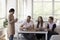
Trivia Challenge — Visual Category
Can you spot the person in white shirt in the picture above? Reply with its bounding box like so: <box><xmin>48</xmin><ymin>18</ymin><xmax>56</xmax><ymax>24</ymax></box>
<box><xmin>20</xmin><ymin>16</ymin><xmax>34</xmax><ymax>40</ymax></box>
<box><xmin>35</xmin><ymin>16</ymin><xmax>46</xmax><ymax>40</ymax></box>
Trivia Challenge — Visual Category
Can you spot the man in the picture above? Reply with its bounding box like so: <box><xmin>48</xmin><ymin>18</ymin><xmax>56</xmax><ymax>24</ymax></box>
<box><xmin>47</xmin><ymin>16</ymin><xmax>58</xmax><ymax>40</ymax></box>
<box><xmin>8</xmin><ymin>8</ymin><xmax>18</xmax><ymax>40</ymax></box>
<box><xmin>20</xmin><ymin>16</ymin><xmax>34</xmax><ymax>40</ymax></box>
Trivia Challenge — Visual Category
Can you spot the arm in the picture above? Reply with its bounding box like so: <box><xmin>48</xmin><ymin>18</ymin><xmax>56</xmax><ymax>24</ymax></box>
<box><xmin>31</xmin><ymin>24</ymin><xmax>34</xmax><ymax>31</ymax></box>
<box><xmin>42</xmin><ymin>23</ymin><xmax>48</xmax><ymax>31</ymax></box>
<box><xmin>9</xmin><ymin>20</ymin><xmax>15</xmax><ymax>24</ymax></box>
<box><xmin>9</xmin><ymin>15</ymin><xmax>18</xmax><ymax>24</ymax></box>
<box><xmin>27</xmin><ymin>22</ymin><xmax>34</xmax><ymax>31</ymax></box>
<box><xmin>47</xmin><ymin>24</ymin><xmax>52</xmax><ymax>31</ymax></box>
<box><xmin>30</xmin><ymin>21</ymin><xmax>35</xmax><ymax>31</ymax></box>
<box><xmin>9</xmin><ymin>15</ymin><xmax>15</xmax><ymax>24</ymax></box>
<box><xmin>34</xmin><ymin>23</ymin><xmax>41</xmax><ymax>31</ymax></box>
<box><xmin>14</xmin><ymin>18</ymin><xmax>18</xmax><ymax>22</ymax></box>
<box><xmin>43</xmin><ymin>23</ymin><xmax>47</xmax><ymax>29</ymax></box>
<box><xmin>52</xmin><ymin>24</ymin><xmax>56</xmax><ymax>31</ymax></box>
<box><xmin>36</xmin><ymin>27</ymin><xmax>41</xmax><ymax>31</ymax></box>
<box><xmin>20</xmin><ymin>22</ymin><xmax>25</xmax><ymax>30</ymax></box>
<box><xmin>20</xmin><ymin>24</ymin><xmax>24</xmax><ymax>30</ymax></box>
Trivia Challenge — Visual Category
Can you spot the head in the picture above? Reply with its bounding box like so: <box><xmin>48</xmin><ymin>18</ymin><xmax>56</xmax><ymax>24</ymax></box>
<box><xmin>38</xmin><ymin>16</ymin><xmax>43</xmax><ymax>23</ymax></box>
<box><xmin>27</xmin><ymin>16</ymin><xmax>31</xmax><ymax>22</ymax></box>
<box><xmin>37</xmin><ymin>16</ymin><xmax>43</xmax><ymax>27</ymax></box>
<box><xmin>48</xmin><ymin>16</ymin><xmax>54</xmax><ymax>23</ymax></box>
<box><xmin>9</xmin><ymin>8</ymin><xmax>15</xmax><ymax>15</ymax></box>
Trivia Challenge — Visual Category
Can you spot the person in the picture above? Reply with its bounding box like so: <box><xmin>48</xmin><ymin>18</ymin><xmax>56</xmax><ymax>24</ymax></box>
<box><xmin>47</xmin><ymin>16</ymin><xmax>58</xmax><ymax>40</ymax></box>
<box><xmin>35</xmin><ymin>16</ymin><xmax>46</xmax><ymax>40</ymax></box>
<box><xmin>20</xmin><ymin>16</ymin><xmax>34</xmax><ymax>40</ymax></box>
<box><xmin>7</xmin><ymin>8</ymin><xmax>18</xmax><ymax>40</ymax></box>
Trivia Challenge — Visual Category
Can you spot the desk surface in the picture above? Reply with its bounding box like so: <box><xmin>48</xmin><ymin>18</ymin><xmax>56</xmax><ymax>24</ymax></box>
<box><xmin>17</xmin><ymin>31</ymin><xmax>48</xmax><ymax>40</ymax></box>
<box><xmin>18</xmin><ymin>31</ymin><xmax>48</xmax><ymax>34</ymax></box>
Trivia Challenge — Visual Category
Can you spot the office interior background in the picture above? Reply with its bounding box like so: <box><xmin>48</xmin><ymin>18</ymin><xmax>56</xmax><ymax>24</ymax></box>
<box><xmin>0</xmin><ymin>0</ymin><xmax>60</xmax><ymax>40</ymax></box>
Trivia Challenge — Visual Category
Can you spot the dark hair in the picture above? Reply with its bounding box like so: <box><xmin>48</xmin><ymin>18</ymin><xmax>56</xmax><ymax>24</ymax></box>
<box><xmin>9</xmin><ymin>8</ymin><xmax>15</xmax><ymax>12</ymax></box>
<box><xmin>27</xmin><ymin>16</ymin><xmax>31</xmax><ymax>19</ymax></box>
<box><xmin>37</xmin><ymin>16</ymin><xmax>43</xmax><ymax>28</ymax></box>
<box><xmin>49</xmin><ymin>16</ymin><xmax>54</xmax><ymax>21</ymax></box>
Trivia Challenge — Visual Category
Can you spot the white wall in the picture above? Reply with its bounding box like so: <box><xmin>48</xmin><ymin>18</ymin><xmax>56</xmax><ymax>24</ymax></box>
<box><xmin>24</xmin><ymin>0</ymin><xmax>33</xmax><ymax>19</ymax></box>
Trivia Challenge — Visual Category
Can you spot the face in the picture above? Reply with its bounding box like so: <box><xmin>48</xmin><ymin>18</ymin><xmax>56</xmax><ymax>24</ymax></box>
<box><xmin>48</xmin><ymin>18</ymin><xmax>52</xmax><ymax>23</ymax></box>
<box><xmin>9</xmin><ymin>12</ymin><xmax>14</xmax><ymax>15</ymax></box>
<box><xmin>38</xmin><ymin>17</ymin><xmax>42</xmax><ymax>22</ymax></box>
<box><xmin>27</xmin><ymin>17</ymin><xmax>31</xmax><ymax>21</ymax></box>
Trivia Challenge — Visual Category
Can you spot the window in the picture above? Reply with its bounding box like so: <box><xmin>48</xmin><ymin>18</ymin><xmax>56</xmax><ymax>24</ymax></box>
<box><xmin>54</xmin><ymin>0</ymin><xmax>60</xmax><ymax>19</ymax></box>
<box><xmin>55</xmin><ymin>0</ymin><xmax>60</xmax><ymax>1</ymax></box>
<box><xmin>18</xmin><ymin>0</ymin><xmax>60</xmax><ymax>20</ymax></box>
<box><xmin>18</xmin><ymin>0</ymin><xmax>26</xmax><ymax>19</ymax></box>
<box><xmin>0</xmin><ymin>0</ymin><xmax>6</xmax><ymax>18</ymax></box>
<box><xmin>18</xmin><ymin>0</ymin><xmax>32</xmax><ymax>19</ymax></box>
<box><xmin>33</xmin><ymin>0</ymin><xmax>52</xmax><ymax>20</ymax></box>
<box><xmin>33</xmin><ymin>0</ymin><xmax>60</xmax><ymax>20</ymax></box>
<box><xmin>0</xmin><ymin>0</ymin><xmax>6</xmax><ymax>27</ymax></box>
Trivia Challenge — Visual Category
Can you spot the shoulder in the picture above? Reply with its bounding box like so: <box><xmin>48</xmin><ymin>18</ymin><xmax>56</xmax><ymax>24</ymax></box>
<box><xmin>30</xmin><ymin>20</ymin><xmax>34</xmax><ymax>23</ymax></box>
<box><xmin>52</xmin><ymin>22</ymin><xmax>56</xmax><ymax>25</ymax></box>
<box><xmin>54</xmin><ymin>23</ymin><xmax>56</xmax><ymax>25</ymax></box>
<box><xmin>43</xmin><ymin>22</ymin><xmax>47</xmax><ymax>27</ymax></box>
<box><xmin>8</xmin><ymin>14</ymin><xmax>12</xmax><ymax>19</ymax></box>
<box><xmin>21</xmin><ymin>20</ymin><xmax>26</xmax><ymax>25</ymax></box>
<box><xmin>53</xmin><ymin>23</ymin><xmax>56</xmax><ymax>26</ymax></box>
<box><xmin>23</xmin><ymin>20</ymin><xmax>27</xmax><ymax>24</ymax></box>
<box><xmin>8</xmin><ymin>14</ymin><xmax>11</xmax><ymax>20</ymax></box>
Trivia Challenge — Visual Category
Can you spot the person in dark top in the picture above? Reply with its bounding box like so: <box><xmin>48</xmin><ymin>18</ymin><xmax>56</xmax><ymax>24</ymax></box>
<box><xmin>47</xmin><ymin>16</ymin><xmax>59</xmax><ymax>40</ymax></box>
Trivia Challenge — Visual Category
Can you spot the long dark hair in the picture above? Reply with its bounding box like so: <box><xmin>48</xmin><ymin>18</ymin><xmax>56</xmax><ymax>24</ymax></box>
<box><xmin>37</xmin><ymin>16</ymin><xmax>43</xmax><ymax>28</ymax></box>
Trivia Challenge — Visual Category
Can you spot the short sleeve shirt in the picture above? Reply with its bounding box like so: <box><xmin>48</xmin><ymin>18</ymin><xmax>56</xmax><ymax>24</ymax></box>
<box><xmin>22</xmin><ymin>20</ymin><xmax>34</xmax><ymax>29</ymax></box>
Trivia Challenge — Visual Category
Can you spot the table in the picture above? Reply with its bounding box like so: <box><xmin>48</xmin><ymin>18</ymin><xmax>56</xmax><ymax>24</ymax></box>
<box><xmin>17</xmin><ymin>31</ymin><xmax>48</xmax><ymax>40</ymax></box>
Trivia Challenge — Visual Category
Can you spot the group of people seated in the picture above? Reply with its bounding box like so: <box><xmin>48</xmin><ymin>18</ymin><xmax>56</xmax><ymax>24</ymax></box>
<box><xmin>20</xmin><ymin>16</ymin><xmax>59</xmax><ymax>40</ymax></box>
<box><xmin>7</xmin><ymin>8</ymin><xmax>58</xmax><ymax>40</ymax></box>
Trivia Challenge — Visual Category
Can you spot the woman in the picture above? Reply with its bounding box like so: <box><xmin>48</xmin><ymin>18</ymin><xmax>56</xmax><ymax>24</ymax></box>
<box><xmin>35</xmin><ymin>16</ymin><xmax>46</xmax><ymax>40</ymax></box>
<box><xmin>7</xmin><ymin>8</ymin><xmax>17</xmax><ymax>40</ymax></box>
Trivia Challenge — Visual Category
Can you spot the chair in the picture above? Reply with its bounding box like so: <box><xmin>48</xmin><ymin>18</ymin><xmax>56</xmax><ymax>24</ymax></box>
<box><xmin>0</xmin><ymin>28</ymin><xmax>6</xmax><ymax>40</ymax></box>
<box><xmin>50</xmin><ymin>35</ymin><xmax>60</xmax><ymax>40</ymax></box>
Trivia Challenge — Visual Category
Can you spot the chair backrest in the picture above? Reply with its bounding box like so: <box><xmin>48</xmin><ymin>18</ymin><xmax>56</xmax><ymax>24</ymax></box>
<box><xmin>55</xmin><ymin>19</ymin><xmax>60</xmax><ymax>34</ymax></box>
<box><xmin>55</xmin><ymin>26</ymin><xmax>60</xmax><ymax>35</ymax></box>
<box><xmin>50</xmin><ymin>35</ymin><xmax>60</xmax><ymax>40</ymax></box>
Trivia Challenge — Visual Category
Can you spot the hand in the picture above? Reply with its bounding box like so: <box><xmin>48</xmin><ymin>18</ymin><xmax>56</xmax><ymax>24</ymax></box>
<box><xmin>15</xmin><ymin>18</ymin><xmax>18</xmax><ymax>22</ymax></box>
<box><xmin>35</xmin><ymin>28</ymin><xmax>40</xmax><ymax>31</ymax></box>
<box><xmin>26</xmin><ymin>27</ymin><xmax>33</xmax><ymax>31</ymax></box>
<box><xmin>47</xmin><ymin>29</ymin><xmax>52</xmax><ymax>31</ymax></box>
<box><xmin>20</xmin><ymin>27</ymin><xmax>25</xmax><ymax>30</ymax></box>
